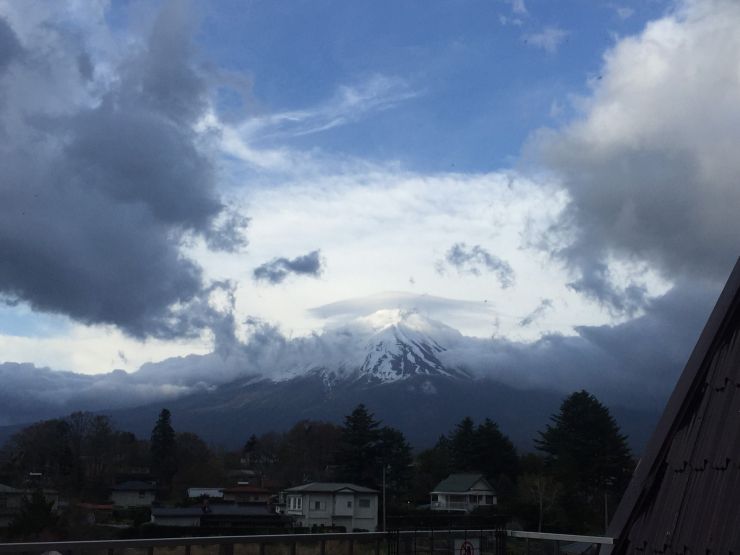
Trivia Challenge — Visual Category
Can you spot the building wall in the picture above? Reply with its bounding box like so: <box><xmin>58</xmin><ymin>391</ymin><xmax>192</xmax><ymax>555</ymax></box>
<box><xmin>152</xmin><ymin>515</ymin><xmax>201</xmax><ymax>527</ymax></box>
<box><xmin>285</xmin><ymin>492</ymin><xmax>378</xmax><ymax>530</ymax></box>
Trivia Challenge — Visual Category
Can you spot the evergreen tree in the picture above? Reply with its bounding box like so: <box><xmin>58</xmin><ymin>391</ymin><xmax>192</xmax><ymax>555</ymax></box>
<box><xmin>377</xmin><ymin>426</ymin><xmax>413</xmax><ymax>504</ymax></box>
<box><xmin>475</xmin><ymin>418</ymin><xmax>519</xmax><ymax>480</ymax></box>
<box><xmin>150</xmin><ymin>408</ymin><xmax>177</xmax><ymax>487</ymax></box>
<box><xmin>412</xmin><ymin>435</ymin><xmax>452</xmax><ymax>503</ymax></box>
<box><xmin>535</xmin><ymin>390</ymin><xmax>633</xmax><ymax>533</ymax></box>
<box><xmin>450</xmin><ymin>416</ymin><xmax>477</xmax><ymax>471</ymax></box>
<box><xmin>336</xmin><ymin>404</ymin><xmax>381</xmax><ymax>485</ymax></box>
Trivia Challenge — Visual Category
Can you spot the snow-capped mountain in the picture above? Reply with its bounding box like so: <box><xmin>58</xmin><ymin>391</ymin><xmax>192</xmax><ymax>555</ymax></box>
<box><xmin>357</xmin><ymin>310</ymin><xmax>470</xmax><ymax>382</ymax></box>
<box><xmin>310</xmin><ymin>309</ymin><xmax>471</xmax><ymax>385</ymax></box>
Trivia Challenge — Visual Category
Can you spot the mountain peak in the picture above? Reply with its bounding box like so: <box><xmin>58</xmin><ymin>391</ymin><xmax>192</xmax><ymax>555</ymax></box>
<box><xmin>357</xmin><ymin>309</ymin><xmax>469</xmax><ymax>383</ymax></box>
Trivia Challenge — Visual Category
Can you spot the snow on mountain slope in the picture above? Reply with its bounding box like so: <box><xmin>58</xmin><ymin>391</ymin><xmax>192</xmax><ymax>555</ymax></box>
<box><xmin>309</xmin><ymin>309</ymin><xmax>470</xmax><ymax>385</ymax></box>
<box><xmin>357</xmin><ymin>310</ymin><xmax>469</xmax><ymax>382</ymax></box>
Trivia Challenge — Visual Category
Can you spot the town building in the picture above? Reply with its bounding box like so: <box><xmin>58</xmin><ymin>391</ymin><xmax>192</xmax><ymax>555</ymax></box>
<box><xmin>0</xmin><ymin>484</ymin><xmax>24</xmax><ymax>528</ymax></box>
<box><xmin>110</xmin><ymin>480</ymin><xmax>157</xmax><ymax>508</ymax></box>
<box><xmin>430</xmin><ymin>473</ymin><xmax>497</xmax><ymax>512</ymax></box>
<box><xmin>282</xmin><ymin>482</ymin><xmax>378</xmax><ymax>531</ymax></box>
<box><xmin>222</xmin><ymin>484</ymin><xmax>271</xmax><ymax>504</ymax></box>
<box><xmin>151</xmin><ymin>504</ymin><xmax>288</xmax><ymax>529</ymax></box>
<box><xmin>187</xmin><ymin>487</ymin><xmax>224</xmax><ymax>500</ymax></box>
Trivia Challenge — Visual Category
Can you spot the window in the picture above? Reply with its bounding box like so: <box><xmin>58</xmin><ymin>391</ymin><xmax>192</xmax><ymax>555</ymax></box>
<box><xmin>431</xmin><ymin>494</ymin><xmax>438</xmax><ymax>502</ymax></box>
<box><xmin>313</xmin><ymin>500</ymin><xmax>324</xmax><ymax>510</ymax></box>
<box><xmin>347</xmin><ymin>500</ymin><xmax>353</xmax><ymax>508</ymax></box>
<box><xmin>138</xmin><ymin>491</ymin><xmax>146</xmax><ymax>498</ymax></box>
<box><xmin>289</xmin><ymin>496</ymin><xmax>303</xmax><ymax>511</ymax></box>
<box><xmin>359</xmin><ymin>498</ymin><xmax>371</xmax><ymax>508</ymax></box>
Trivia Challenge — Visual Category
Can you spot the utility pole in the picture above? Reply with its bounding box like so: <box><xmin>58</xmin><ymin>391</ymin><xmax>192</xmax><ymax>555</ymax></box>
<box><xmin>382</xmin><ymin>464</ymin><xmax>387</xmax><ymax>532</ymax></box>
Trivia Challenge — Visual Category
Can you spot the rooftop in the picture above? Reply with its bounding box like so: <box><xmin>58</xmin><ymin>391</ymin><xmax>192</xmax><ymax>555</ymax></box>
<box><xmin>283</xmin><ymin>482</ymin><xmax>377</xmax><ymax>494</ymax></box>
<box><xmin>432</xmin><ymin>473</ymin><xmax>493</xmax><ymax>493</ymax></box>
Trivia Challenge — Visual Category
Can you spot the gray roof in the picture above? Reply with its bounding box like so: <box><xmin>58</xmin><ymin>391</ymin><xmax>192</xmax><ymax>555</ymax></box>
<box><xmin>283</xmin><ymin>482</ymin><xmax>377</xmax><ymax>494</ymax></box>
<box><xmin>431</xmin><ymin>473</ymin><xmax>494</xmax><ymax>493</ymax></box>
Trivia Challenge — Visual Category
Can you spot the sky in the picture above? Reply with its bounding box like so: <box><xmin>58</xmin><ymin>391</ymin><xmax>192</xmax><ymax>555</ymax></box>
<box><xmin>1</xmin><ymin>0</ymin><xmax>739</xmax><ymax>420</ymax></box>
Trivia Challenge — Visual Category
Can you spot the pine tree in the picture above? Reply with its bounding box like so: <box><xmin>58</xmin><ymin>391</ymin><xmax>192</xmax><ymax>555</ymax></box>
<box><xmin>150</xmin><ymin>408</ymin><xmax>177</xmax><ymax>487</ymax></box>
<box><xmin>450</xmin><ymin>416</ymin><xmax>477</xmax><ymax>471</ymax></box>
<box><xmin>535</xmin><ymin>390</ymin><xmax>633</xmax><ymax>532</ymax></box>
<box><xmin>475</xmin><ymin>418</ymin><xmax>519</xmax><ymax>480</ymax></box>
<box><xmin>377</xmin><ymin>426</ymin><xmax>413</xmax><ymax>502</ymax></box>
<box><xmin>336</xmin><ymin>404</ymin><xmax>381</xmax><ymax>485</ymax></box>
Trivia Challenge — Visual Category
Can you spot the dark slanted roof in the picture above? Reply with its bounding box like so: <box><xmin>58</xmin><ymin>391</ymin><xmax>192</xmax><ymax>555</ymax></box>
<box><xmin>431</xmin><ymin>473</ymin><xmax>494</xmax><ymax>493</ymax></box>
<box><xmin>283</xmin><ymin>482</ymin><xmax>377</xmax><ymax>494</ymax></box>
<box><xmin>152</xmin><ymin>504</ymin><xmax>276</xmax><ymax>517</ymax></box>
<box><xmin>0</xmin><ymin>484</ymin><xmax>23</xmax><ymax>494</ymax></box>
<box><xmin>111</xmin><ymin>480</ymin><xmax>157</xmax><ymax>491</ymax></box>
<box><xmin>606</xmin><ymin>258</ymin><xmax>740</xmax><ymax>554</ymax></box>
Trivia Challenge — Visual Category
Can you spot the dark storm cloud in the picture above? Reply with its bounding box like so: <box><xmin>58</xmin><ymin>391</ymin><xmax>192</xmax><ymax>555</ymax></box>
<box><xmin>444</xmin><ymin>279</ymin><xmax>719</xmax><ymax>407</ymax></box>
<box><xmin>0</xmin><ymin>1</ymin><xmax>247</xmax><ymax>338</ymax></box>
<box><xmin>0</xmin><ymin>17</ymin><xmax>21</xmax><ymax>71</ymax></box>
<box><xmin>441</xmin><ymin>243</ymin><xmax>515</xmax><ymax>288</ymax></box>
<box><xmin>529</xmin><ymin>0</ymin><xmax>740</xmax><ymax>306</ymax></box>
<box><xmin>253</xmin><ymin>250</ymin><xmax>323</xmax><ymax>285</ymax></box>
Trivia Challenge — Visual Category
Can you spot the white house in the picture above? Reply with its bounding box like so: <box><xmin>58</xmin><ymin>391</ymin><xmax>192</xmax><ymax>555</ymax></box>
<box><xmin>430</xmin><ymin>473</ymin><xmax>496</xmax><ymax>512</ymax></box>
<box><xmin>110</xmin><ymin>480</ymin><xmax>157</xmax><ymax>508</ymax></box>
<box><xmin>282</xmin><ymin>482</ymin><xmax>378</xmax><ymax>531</ymax></box>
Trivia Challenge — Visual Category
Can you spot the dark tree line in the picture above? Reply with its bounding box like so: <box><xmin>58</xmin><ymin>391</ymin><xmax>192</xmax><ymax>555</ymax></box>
<box><xmin>1</xmin><ymin>390</ymin><xmax>634</xmax><ymax>536</ymax></box>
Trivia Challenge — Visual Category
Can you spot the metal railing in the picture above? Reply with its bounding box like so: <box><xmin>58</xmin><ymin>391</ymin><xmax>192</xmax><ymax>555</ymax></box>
<box><xmin>0</xmin><ymin>528</ymin><xmax>613</xmax><ymax>555</ymax></box>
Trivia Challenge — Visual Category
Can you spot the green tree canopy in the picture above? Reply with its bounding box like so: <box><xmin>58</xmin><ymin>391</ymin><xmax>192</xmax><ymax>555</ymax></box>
<box><xmin>150</xmin><ymin>408</ymin><xmax>177</xmax><ymax>487</ymax></box>
<box><xmin>336</xmin><ymin>404</ymin><xmax>381</xmax><ymax>485</ymax></box>
<box><xmin>535</xmin><ymin>390</ymin><xmax>634</xmax><ymax>533</ymax></box>
<box><xmin>535</xmin><ymin>390</ymin><xmax>632</xmax><ymax>492</ymax></box>
<box><xmin>447</xmin><ymin>416</ymin><xmax>519</xmax><ymax>481</ymax></box>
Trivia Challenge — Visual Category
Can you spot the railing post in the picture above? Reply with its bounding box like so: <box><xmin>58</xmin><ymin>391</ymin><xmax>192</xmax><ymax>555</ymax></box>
<box><xmin>291</xmin><ymin>540</ymin><xmax>297</xmax><ymax>555</ymax></box>
<box><xmin>348</xmin><ymin>538</ymin><xmax>354</xmax><ymax>555</ymax></box>
<box><xmin>320</xmin><ymin>539</ymin><xmax>326</xmax><ymax>555</ymax></box>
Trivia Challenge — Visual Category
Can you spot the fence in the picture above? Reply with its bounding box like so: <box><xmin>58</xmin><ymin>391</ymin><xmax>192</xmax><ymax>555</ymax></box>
<box><xmin>0</xmin><ymin>529</ymin><xmax>613</xmax><ymax>555</ymax></box>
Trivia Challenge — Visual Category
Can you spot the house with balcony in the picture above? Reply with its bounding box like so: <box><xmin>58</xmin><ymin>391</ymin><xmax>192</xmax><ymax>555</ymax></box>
<box><xmin>430</xmin><ymin>473</ymin><xmax>496</xmax><ymax>512</ymax></box>
<box><xmin>282</xmin><ymin>482</ymin><xmax>378</xmax><ymax>531</ymax></box>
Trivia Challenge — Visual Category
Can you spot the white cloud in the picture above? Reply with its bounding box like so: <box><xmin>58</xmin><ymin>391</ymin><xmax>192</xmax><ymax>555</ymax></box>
<box><xmin>234</xmin><ymin>75</ymin><xmax>417</xmax><ymax>143</ymax></box>
<box><xmin>532</xmin><ymin>0</ymin><xmax>740</xmax><ymax>286</ymax></box>
<box><xmin>524</xmin><ymin>26</ymin><xmax>568</xmax><ymax>54</ymax></box>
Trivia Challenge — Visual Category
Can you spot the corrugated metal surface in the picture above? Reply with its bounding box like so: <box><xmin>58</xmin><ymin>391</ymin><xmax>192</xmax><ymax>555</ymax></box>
<box><xmin>607</xmin><ymin>259</ymin><xmax>740</xmax><ymax>555</ymax></box>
